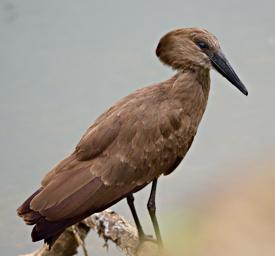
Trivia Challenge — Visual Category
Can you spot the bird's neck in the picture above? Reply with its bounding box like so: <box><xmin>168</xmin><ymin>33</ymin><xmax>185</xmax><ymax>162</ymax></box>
<box><xmin>173</xmin><ymin>68</ymin><xmax>210</xmax><ymax>95</ymax></box>
<box><xmin>169</xmin><ymin>68</ymin><xmax>210</xmax><ymax>126</ymax></box>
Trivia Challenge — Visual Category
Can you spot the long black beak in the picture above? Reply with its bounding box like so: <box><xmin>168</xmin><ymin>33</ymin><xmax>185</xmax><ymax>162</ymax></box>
<box><xmin>209</xmin><ymin>50</ymin><xmax>248</xmax><ymax>96</ymax></box>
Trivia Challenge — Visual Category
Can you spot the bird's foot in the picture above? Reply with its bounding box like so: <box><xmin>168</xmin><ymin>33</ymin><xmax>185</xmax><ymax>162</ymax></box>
<box><xmin>135</xmin><ymin>234</ymin><xmax>162</xmax><ymax>255</ymax></box>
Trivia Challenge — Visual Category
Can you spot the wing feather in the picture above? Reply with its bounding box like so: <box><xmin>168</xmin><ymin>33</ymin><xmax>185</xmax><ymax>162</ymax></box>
<box><xmin>29</xmin><ymin>83</ymin><xmax>194</xmax><ymax>223</ymax></box>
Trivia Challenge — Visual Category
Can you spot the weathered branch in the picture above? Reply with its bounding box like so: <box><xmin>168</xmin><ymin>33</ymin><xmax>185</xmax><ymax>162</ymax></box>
<box><xmin>19</xmin><ymin>209</ymin><xmax>159</xmax><ymax>256</ymax></box>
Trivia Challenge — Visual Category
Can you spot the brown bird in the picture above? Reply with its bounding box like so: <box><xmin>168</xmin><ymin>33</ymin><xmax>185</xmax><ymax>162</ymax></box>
<box><xmin>17</xmin><ymin>28</ymin><xmax>248</xmax><ymax>248</ymax></box>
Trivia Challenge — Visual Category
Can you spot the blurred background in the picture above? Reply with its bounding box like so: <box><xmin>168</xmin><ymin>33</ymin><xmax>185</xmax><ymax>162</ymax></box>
<box><xmin>0</xmin><ymin>0</ymin><xmax>275</xmax><ymax>255</ymax></box>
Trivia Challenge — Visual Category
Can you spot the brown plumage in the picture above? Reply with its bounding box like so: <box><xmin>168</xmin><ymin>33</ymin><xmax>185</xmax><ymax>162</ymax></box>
<box><xmin>17</xmin><ymin>28</ymin><xmax>247</xmax><ymax>247</ymax></box>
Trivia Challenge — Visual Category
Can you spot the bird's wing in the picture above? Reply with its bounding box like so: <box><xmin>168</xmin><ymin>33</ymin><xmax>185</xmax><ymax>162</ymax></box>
<box><xmin>30</xmin><ymin>84</ymin><xmax>192</xmax><ymax>221</ymax></box>
<box><xmin>30</xmin><ymin>100</ymin><xmax>125</xmax><ymax>220</ymax></box>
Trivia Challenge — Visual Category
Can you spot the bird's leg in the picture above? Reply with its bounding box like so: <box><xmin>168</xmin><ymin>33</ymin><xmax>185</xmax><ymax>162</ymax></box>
<box><xmin>126</xmin><ymin>193</ymin><xmax>145</xmax><ymax>238</ymax></box>
<box><xmin>147</xmin><ymin>179</ymin><xmax>163</xmax><ymax>247</ymax></box>
<box><xmin>127</xmin><ymin>193</ymin><xmax>158</xmax><ymax>255</ymax></box>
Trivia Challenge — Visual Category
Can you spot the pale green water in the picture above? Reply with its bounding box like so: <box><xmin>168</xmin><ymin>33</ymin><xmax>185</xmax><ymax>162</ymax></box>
<box><xmin>1</xmin><ymin>0</ymin><xmax>275</xmax><ymax>255</ymax></box>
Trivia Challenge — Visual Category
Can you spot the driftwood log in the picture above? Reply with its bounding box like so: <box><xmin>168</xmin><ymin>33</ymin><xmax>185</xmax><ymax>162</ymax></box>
<box><xmin>19</xmin><ymin>209</ymin><xmax>160</xmax><ymax>256</ymax></box>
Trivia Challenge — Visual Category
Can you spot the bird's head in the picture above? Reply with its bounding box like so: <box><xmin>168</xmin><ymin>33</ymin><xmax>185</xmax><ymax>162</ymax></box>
<box><xmin>156</xmin><ymin>28</ymin><xmax>248</xmax><ymax>95</ymax></box>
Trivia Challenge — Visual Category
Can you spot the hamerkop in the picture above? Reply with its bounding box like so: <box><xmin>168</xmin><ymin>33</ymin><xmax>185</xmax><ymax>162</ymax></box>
<box><xmin>17</xmin><ymin>28</ymin><xmax>248</xmax><ymax>248</ymax></box>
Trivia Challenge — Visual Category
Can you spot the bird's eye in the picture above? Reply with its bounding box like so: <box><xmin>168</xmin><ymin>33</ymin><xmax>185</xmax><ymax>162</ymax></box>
<box><xmin>197</xmin><ymin>41</ymin><xmax>208</xmax><ymax>50</ymax></box>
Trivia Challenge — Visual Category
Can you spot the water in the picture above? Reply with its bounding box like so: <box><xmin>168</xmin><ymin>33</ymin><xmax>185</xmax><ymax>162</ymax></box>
<box><xmin>0</xmin><ymin>0</ymin><xmax>275</xmax><ymax>255</ymax></box>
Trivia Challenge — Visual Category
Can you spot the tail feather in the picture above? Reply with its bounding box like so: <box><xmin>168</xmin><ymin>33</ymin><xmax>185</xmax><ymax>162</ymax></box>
<box><xmin>31</xmin><ymin>211</ymin><xmax>90</xmax><ymax>241</ymax></box>
<box><xmin>17</xmin><ymin>185</ymin><xmax>134</xmax><ymax>248</ymax></box>
<box><xmin>17</xmin><ymin>188</ymin><xmax>42</xmax><ymax>216</ymax></box>
<box><xmin>31</xmin><ymin>212</ymin><xmax>92</xmax><ymax>248</ymax></box>
<box><xmin>17</xmin><ymin>188</ymin><xmax>74</xmax><ymax>247</ymax></box>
